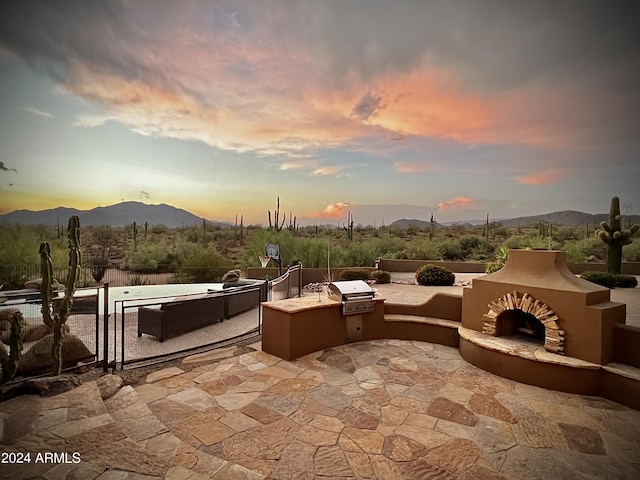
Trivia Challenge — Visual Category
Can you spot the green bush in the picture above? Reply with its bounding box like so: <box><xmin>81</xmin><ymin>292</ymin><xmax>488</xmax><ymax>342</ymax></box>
<box><xmin>415</xmin><ymin>264</ymin><xmax>455</xmax><ymax>286</ymax></box>
<box><xmin>402</xmin><ymin>240</ymin><xmax>439</xmax><ymax>260</ymax></box>
<box><xmin>622</xmin><ymin>240</ymin><xmax>640</xmax><ymax>262</ymax></box>
<box><xmin>130</xmin><ymin>274</ymin><xmax>151</xmax><ymax>286</ymax></box>
<box><xmin>338</xmin><ymin>269</ymin><xmax>371</xmax><ymax>281</ymax></box>
<box><xmin>580</xmin><ymin>271</ymin><xmax>638</xmax><ymax>288</ymax></box>
<box><xmin>371</xmin><ymin>270</ymin><xmax>391</xmax><ymax>284</ymax></box>
<box><xmin>562</xmin><ymin>238</ymin><xmax>606</xmax><ymax>264</ymax></box>
<box><xmin>438</xmin><ymin>241</ymin><xmax>464</xmax><ymax>261</ymax></box>
<box><xmin>179</xmin><ymin>248</ymin><xmax>230</xmax><ymax>283</ymax></box>
<box><xmin>485</xmin><ymin>245</ymin><xmax>510</xmax><ymax>273</ymax></box>
<box><xmin>168</xmin><ymin>271</ymin><xmax>194</xmax><ymax>284</ymax></box>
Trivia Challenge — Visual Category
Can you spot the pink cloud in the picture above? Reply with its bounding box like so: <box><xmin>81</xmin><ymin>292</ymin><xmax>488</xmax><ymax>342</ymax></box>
<box><xmin>438</xmin><ymin>196</ymin><xmax>474</xmax><ymax>210</ymax></box>
<box><xmin>515</xmin><ymin>169</ymin><xmax>566</xmax><ymax>186</ymax></box>
<box><xmin>58</xmin><ymin>14</ymin><xmax>613</xmax><ymax>165</ymax></box>
<box><xmin>308</xmin><ymin>202</ymin><xmax>351</xmax><ymax>219</ymax></box>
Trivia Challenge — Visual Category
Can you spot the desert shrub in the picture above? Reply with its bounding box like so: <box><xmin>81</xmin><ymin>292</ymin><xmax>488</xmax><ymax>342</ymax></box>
<box><xmin>553</xmin><ymin>226</ymin><xmax>584</xmax><ymax>242</ymax></box>
<box><xmin>130</xmin><ymin>274</ymin><xmax>151</xmax><ymax>286</ymax></box>
<box><xmin>90</xmin><ymin>225</ymin><xmax>117</xmax><ymax>249</ymax></box>
<box><xmin>371</xmin><ymin>270</ymin><xmax>391</xmax><ymax>284</ymax></box>
<box><xmin>0</xmin><ymin>225</ymin><xmax>68</xmax><ymax>287</ymax></box>
<box><xmin>338</xmin><ymin>269</ymin><xmax>371</xmax><ymax>281</ymax></box>
<box><xmin>562</xmin><ymin>238</ymin><xmax>606</xmax><ymax>264</ymax></box>
<box><xmin>168</xmin><ymin>271</ymin><xmax>194</xmax><ymax>284</ymax></box>
<box><xmin>295</xmin><ymin>238</ymin><xmax>329</xmax><ymax>268</ymax></box>
<box><xmin>179</xmin><ymin>247</ymin><xmax>230</xmax><ymax>282</ymax></box>
<box><xmin>415</xmin><ymin>264</ymin><xmax>455</xmax><ymax>286</ymax></box>
<box><xmin>157</xmin><ymin>252</ymin><xmax>182</xmax><ymax>273</ymax></box>
<box><xmin>150</xmin><ymin>224</ymin><xmax>169</xmax><ymax>235</ymax></box>
<box><xmin>485</xmin><ymin>245</ymin><xmax>510</xmax><ymax>273</ymax></box>
<box><xmin>622</xmin><ymin>240</ymin><xmax>640</xmax><ymax>262</ymax></box>
<box><xmin>439</xmin><ymin>240</ymin><xmax>464</xmax><ymax>261</ymax></box>
<box><xmin>502</xmin><ymin>235</ymin><xmax>530</xmax><ymax>250</ymax></box>
<box><xmin>340</xmin><ymin>235</ymin><xmax>406</xmax><ymax>267</ymax></box>
<box><xmin>459</xmin><ymin>234</ymin><xmax>494</xmax><ymax>259</ymax></box>
<box><xmin>126</xmin><ymin>244</ymin><xmax>168</xmax><ymax>272</ymax></box>
<box><xmin>402</xmin><ymin>240</ymin><xmax>439</xmax><ymax>260</ymax></box>
<box><xmin>580</xmin><ymin>271</ymin><xmax>638</xmax><ymax>288</ymax></box>
<box><xmin>458</xmin><ymin>234</ymin><xmax>481</xmax><ymax>255</ymax></box>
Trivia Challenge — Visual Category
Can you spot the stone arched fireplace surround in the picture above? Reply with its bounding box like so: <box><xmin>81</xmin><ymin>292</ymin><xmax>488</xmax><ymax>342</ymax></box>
<box><xmin>462</xmin><ymin>249</ymin><xmax>626</xmax><ymax>365</ymax></box>
<box><xmin>482</xmin><ymin>291</ymin><xmax>565</xmax><ymax>354</ymax></box>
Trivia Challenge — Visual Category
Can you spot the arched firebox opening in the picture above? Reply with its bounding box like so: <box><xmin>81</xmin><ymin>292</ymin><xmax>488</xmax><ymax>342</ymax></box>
<box><xmin>495</xmin><ymin>309</ymin><xmax>545</xmax><ymax>344</ymax></box>
<box><xmin>482</xmin><ymin>291</ymin><xmax>565</xmax><ymax>355</ymax></box>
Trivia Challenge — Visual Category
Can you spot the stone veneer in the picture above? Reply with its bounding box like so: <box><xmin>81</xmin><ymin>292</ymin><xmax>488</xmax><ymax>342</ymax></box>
<box><xmin>482</xmin><ymin>291</ymin><xmax>565</xmax><ymax>355</ymax></box>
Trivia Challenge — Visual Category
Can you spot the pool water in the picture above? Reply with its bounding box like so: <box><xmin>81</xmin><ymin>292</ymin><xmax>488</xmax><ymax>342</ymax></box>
<box><xmin>89</xmin><ymin>283</ymin><xmax>225</xmax><ymax>314</ymax></box>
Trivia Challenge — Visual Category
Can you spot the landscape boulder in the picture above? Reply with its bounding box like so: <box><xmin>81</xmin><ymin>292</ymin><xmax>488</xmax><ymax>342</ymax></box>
<box><xmin>0</xmin><ymin>341</ymin><xmax>8</xmax><ymax>364</ymax></box>
<box><xmin>21</xmin><ymin>324</ymin><xmax>53</xmax><ymax>343</ymax></box>
<box><xmin>96</xmin><ymin>374</ymin><xmax>123</xmax><ymax>400</ymax></box>
<box><xmin>0</xmin><ymin>308</ymin><xmax>22</xmax><ymax>323</ymax></box>
<box><xmin>18</xmin><ymin>334</ymin><xmax>93</xmax><ymax>376</ymax></box>
<box><xmin>18</xmin><ymin>374</ymin><xmax>81</xmax><ymax>397</ymax></box>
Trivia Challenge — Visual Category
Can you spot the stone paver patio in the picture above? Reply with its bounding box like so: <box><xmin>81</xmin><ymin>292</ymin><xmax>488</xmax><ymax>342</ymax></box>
<box><xmin>2</xmin><ymin>338</ymin><xmax>640</xmax><ymax>480</ymax></box>
<box><xmin>2</xmin><ymin>273</ymin><xmax>640</xmax><ymax>479</ymax></box>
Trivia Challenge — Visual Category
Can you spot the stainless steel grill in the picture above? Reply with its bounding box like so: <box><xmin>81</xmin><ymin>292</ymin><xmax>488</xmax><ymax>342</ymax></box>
<box><xmin>327</xmin><ymin>280</ymin><xmax>375</xmax><ymax>315</ymax></box>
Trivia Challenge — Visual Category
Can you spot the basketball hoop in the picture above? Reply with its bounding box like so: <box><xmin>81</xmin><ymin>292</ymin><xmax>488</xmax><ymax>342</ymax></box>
<box><xmin>259</xmin><ymin>256</ymin><xmax>271</xmax><ymax>268</ymax></box>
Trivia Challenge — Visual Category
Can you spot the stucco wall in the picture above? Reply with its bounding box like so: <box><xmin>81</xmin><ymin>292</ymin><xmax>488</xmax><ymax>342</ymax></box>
<box><xmin>247</xmin><ymin>267</ymin><xmax>377</xmax><ymax>284</ymax></box>
<box><xmin>376</xmin><ymin>258</ymin><xmax>640</xmax><ymax>274</ymax></box>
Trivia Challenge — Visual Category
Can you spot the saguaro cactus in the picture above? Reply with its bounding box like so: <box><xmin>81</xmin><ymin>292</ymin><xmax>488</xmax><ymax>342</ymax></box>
<box><xmin>344</xmin><ymin>211</ymin><xmax>354</xmax><ymax>240</ymax></box>
<box><xmin>40</xmin><ymin>216</ymin><xmax>81</xmax><ymax>375</ymax></box>
<box><xmin>268</xmin><ymin>197</ymin><xmax>286</xmax><ymax>232</ymax></box>
<box><xmin>596</xmin><ymin>197</ymin><xmax>639</xmax><ymax>274</ymax></box>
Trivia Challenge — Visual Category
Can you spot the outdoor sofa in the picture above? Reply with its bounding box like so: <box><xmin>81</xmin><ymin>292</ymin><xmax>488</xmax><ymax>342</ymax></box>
<box><xmin>137</xmin><ymin>294</ymin><xmax>225</xmax><ymax>342</ymax></box>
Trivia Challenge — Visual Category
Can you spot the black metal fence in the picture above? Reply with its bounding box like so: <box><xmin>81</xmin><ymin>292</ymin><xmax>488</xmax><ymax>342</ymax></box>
<box><xmin>0</xmin><ymin>264</ymin><xmax>304</xmax><ymax>380</ymax></box>
<box><xmin>112</xmin><ymin>284</ymin><xmax>264</xmax><ymax>369</ymax></box>
<box><xmin>0</xmin><ymin>286</ymin><xmax>102</xmax><ymax>381</ymax></box>
<box><xmin>0</xmin><ymin>264</ymin><xmax>237</xmax><ymax>290</ymax></box>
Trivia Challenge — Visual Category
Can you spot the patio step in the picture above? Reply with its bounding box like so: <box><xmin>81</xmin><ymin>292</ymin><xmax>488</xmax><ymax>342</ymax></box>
<box><xmin>382</xmin><ymin>313</ymin><xmax>461</xmax><ymax>347</ymax></box>
<box><xmin>384</xmin><ymin>313</ymin><xmax>461</xmax><ymax>329</ymax></box>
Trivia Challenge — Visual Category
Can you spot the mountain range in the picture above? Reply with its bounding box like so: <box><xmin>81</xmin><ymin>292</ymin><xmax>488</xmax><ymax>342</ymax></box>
<box><xmin>2</xmin><ymin>202</ymin><xmax>639</xmax><ymax>229</ymax></box>
<box><xmin>391</xmin><ymin>210</ymin><xmax>640</xmax><ymax>229</ymax></box>
<box><xmin>0</xmin><ymin>201</ymin><xmax>230</xmax><ymax>228</ymax></box>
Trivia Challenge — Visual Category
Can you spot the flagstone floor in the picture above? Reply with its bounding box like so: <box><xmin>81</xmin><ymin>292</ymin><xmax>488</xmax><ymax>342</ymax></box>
<box><xmin>1</xmin><ymin>338</ymin><xmax>640</xmax><ymax>480</ymax></box>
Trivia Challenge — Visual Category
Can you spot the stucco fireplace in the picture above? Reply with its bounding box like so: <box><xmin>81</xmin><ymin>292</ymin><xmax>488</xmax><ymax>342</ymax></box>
<box><xmin>461</xmin><ymin>249</ymin><xmax>625</xmax><ymax>365</ymax></box>
<box><xmin>457</xmin><ymin>249</ymin><xmax>636</xmax><ymax>396</ymax></box>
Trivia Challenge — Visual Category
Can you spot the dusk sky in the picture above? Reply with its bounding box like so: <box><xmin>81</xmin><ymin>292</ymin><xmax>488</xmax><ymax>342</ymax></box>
<box><xmin>1</xmin><ymin>0</ymin><xmax>639</xmax><ymax>226</ymax></box>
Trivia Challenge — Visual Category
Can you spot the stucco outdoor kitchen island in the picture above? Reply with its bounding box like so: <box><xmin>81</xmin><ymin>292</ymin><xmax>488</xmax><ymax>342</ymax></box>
<box><xmin>261</xmin><ymin>294</ymin><xmax>385</xmax><ymax>361</ymax></box>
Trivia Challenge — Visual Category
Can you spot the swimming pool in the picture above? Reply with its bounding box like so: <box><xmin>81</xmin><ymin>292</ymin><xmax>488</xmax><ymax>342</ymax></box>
<box><xmin>82</xmin><ymin>283</ymin><xmax>225</xmax><ymax>314</ymax></box>
<box><xmin>2</xmin><ymin>283</ymin><xmax>226</xmax><ymax>316</ymax></box>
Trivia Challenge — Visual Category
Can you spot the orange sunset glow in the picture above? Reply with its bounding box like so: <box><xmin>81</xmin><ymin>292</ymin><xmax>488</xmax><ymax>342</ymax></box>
<box><xmin>0</xmin><ymin>1</ymin><xmax>638</xmax><ymax>226</ymax></box>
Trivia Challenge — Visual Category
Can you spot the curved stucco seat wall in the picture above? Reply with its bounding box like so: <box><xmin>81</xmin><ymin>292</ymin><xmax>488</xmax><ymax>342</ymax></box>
<box><xmin>460</xmin><ymin>249</ymin><xmax>640</xmax><ymax>409</ymax></box>
<box><xmin>261</xmin><ymin>250</ymin><xmax>640</xmax><ymax>410</ymax></box>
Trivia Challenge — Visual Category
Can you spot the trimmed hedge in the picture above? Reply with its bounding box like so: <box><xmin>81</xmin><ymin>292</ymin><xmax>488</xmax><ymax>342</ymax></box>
<box><xmin>580</xmin><ymin>271</ymin><xmax>638</xmax><ymax>289</ymax></box>
<box><xmin>338</xmin><ymin>269</ymin><xmax>371</xmax><ymax>281</ymax></box>
<box><xmin>371</xmin><ymin>270</ymin><xmax>391</xmax><ymax>284</ymax></box>
<box><xmin>416</xmin><ymin>264</ymin><xmax>456</xmax><ymax>286</ymax></box>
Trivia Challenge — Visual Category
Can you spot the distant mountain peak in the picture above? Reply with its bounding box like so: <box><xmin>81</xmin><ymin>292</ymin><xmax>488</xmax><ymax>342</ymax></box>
<box><xmin>0</xmin><ymin>201</ymin><xmax>231</xmax><ymax>228</ymax></box>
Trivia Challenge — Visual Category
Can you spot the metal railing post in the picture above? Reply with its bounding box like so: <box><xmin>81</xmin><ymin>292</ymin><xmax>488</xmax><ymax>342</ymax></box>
<box><xmin>103</xmin><ymin>283</ymin><xmax>109</xmax><ymax>372</ymax></box>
